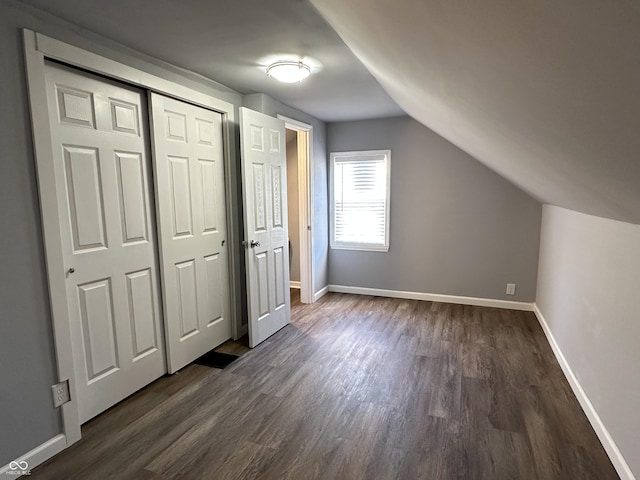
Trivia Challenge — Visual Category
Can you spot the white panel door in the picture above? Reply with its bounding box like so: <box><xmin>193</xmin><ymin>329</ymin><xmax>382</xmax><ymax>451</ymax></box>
<box><xmin>150</xmin><ymin>93</ymin><xmax>231</xmax><ymax>373</ymax></box>
<box><xmin>44</xmin><ymin>62</ymin><xmax>166</xmax><ymax>423</ymax></box>
<box><xmin>240</xmin><ymin>108</ymin><xmax>290</xmax><ymax>347</ymax></box>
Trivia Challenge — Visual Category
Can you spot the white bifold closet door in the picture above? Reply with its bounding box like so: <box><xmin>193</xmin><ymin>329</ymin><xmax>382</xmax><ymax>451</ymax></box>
<box><xmin>44</xmin><ymin>62</ymin><xmax>166</xmax><ymax>423</ymax></box>
<box><xmin>150</xmin><ymin>93</ymin><xmax>231</xmax><ymax>373</ymax></box>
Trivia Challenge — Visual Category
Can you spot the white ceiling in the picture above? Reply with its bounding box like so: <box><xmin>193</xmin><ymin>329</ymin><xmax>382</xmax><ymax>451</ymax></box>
<box><xmin>18</xmin><ymin>0</ymin><xmax>405</xmax><ymax>121</ymax></box>
<box><xmin>20</xmin><ymin>0</ymin><xmax>640</xmax><ymax>224</ymax></box>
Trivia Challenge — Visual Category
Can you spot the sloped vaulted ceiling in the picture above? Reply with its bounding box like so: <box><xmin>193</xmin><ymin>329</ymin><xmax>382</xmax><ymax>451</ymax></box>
<box><xmin>311</xmin><ymin>0</ymin><xmax>640</xmax><ymax>224</ymax></box>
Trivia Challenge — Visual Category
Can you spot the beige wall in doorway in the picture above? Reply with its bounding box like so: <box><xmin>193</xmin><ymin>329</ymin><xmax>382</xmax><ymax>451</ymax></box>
<box><xmin>286</xmin><ymin>129</ymin><xmax>301</xmax><ymax>282</ymax></box>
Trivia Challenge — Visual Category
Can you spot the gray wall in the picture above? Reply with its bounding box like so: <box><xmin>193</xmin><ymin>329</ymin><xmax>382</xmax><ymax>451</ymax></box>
<box><xmin>243</xmin><ymin>93</ymin><xmax>329</xmax><ymax>296</ymax></box>
<box><xmin>327</xmin><ymin>116</ymin><xmax>541</xmax><ymax>302</ymax></box>
<box><xmin>0</xmin><ymin>0</ymin><xmax>243</xmax><ymax>466</ymax></box>
<box><xmin>286</xmin><ymin>130</ymin><xmax>301</xmax><ymax>282</ymax></box>
<box><xmin>537</xmin><ymin>206</ymin><xmax>640</xmax><ymax>477</ymax></box>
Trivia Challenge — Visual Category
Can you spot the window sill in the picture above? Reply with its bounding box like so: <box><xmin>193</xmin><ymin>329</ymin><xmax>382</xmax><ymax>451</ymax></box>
<box><xmin>330</xmin><ymin>244</ymin><xmax>389</xmax><ymax>253</ymax></box>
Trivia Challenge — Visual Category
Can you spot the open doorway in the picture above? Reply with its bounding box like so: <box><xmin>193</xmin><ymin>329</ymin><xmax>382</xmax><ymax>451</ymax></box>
<box><xmin>280</xmin><ymin>115</ymin><xmax>314</xmax><ymax>304</ymax></box>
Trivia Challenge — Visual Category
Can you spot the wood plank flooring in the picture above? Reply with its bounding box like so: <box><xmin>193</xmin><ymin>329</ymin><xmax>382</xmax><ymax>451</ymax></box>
<box><xmin>31</xmin><ymin>291</ymin><xmax>618</xmax><ymax>479</ymax></box>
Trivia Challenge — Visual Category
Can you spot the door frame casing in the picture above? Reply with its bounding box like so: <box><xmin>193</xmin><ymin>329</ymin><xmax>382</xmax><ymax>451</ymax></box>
<box><xmin>277</xmin><ymin>115</ymin><xmax>314</xmax><ymax>304</ymax></box>
<box><xmin>23</xmin><ymin>29</ymin><xmax>241</xmax><ymax>450</ymax></box>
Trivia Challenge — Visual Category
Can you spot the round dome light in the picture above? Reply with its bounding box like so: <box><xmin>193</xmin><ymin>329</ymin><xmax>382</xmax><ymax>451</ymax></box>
<box><xmin>266</xmin><ymin>61</ymin><xmax>311</xmax><ymax>83</ymax></box>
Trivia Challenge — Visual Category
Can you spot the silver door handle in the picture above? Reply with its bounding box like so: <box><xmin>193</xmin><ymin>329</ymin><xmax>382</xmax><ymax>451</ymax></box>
<box><xmin>250</xmin><ymin>240</ymin><xmax>260</xmax><ymax>248</ymax></box>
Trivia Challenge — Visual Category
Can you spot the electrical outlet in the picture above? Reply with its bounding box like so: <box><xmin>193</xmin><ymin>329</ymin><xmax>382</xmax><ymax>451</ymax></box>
<box><xmin>51</xmin><ymin>380</ymin><xmax>70</xmax><ymax>408</ymax></box>
<box><xmin>506</xmin><ymin>283</ymin><xmax>516</xmax><ymax>296</ymax></box>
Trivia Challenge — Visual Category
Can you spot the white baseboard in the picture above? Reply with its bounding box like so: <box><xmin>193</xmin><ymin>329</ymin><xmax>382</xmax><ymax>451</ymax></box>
<box><xmin>313</xmin><ymin>285</ymin><xmax>329</xmax><ymax>302</ymax></box>
<box><xmin>0</xmin><ymin>434</ymin><xmax>66</xmax><ymax>477</ymax></box>
<box><xmin>289</xmin><ymin>281</ymin><xmax>301</xmax><ymax>289</ymax></box>
<box><xmin>327</xmin><ymin>285</ymin><xmax>535</xmax><ymax>311</ymax></box>
<box><xmin>533</xmin><ymin>305</ymin><xmax>635</xmax><ymax>480</ymax></box>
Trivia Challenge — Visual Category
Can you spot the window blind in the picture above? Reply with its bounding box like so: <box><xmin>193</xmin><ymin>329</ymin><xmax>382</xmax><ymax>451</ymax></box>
<box><xmin>331</xmin><ymin>150</ymin><xmax>390</xmax><ymax>250</ymax></box>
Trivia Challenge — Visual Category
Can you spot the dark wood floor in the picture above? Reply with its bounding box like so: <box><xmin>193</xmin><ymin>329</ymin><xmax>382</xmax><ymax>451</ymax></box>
<box><xmin>32</xmin><ymin>291</ymin><xmax>618</xmax><ymax>479</ymax></box>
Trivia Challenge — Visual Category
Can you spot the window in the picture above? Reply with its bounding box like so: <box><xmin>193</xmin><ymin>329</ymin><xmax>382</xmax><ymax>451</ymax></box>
<box><xmin>330</xmin><ymin>150</ymin><xmax>390</xmax><ymax>252</ymax></box>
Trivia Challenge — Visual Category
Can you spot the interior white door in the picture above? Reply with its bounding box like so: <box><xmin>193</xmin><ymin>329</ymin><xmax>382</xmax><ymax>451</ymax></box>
<box><xmin>240</xmin><ymin>107</ymin><xmax>291</xmax><ymax>347</ymax></box>
<box><xmin>44</xmin><ymin>62</ymin><xmax>166</xmax><ymax>423</ymax></box>
<box><xmin>150</xmin><ymin>93</ymin><xmax>231</xmax><ymax>373</ymax></box>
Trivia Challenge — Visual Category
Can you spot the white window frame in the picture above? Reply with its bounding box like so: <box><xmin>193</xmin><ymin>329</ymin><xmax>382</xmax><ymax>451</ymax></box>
<box><xmin>330</xmin><ymin>149</ymin><xmax>391</xmax><ymax>252</ymax></box>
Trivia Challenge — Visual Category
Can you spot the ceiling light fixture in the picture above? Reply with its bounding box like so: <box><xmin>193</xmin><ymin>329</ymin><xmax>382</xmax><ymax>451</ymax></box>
<box><xmin>266</xmin><ymin>61</ymin><xmax>311</xmax><ymax>83</ymax></box>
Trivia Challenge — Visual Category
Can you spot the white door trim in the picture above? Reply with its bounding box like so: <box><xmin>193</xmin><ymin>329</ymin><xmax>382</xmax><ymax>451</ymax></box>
<box><xmin>23</xmin><ymin>29</ymin><xmax>82</xmax><ymax>449</ymax></box>
<box><xmin>23</xmin><ymin>28</ymin><xmax>241</xmax><ymax>458</ymax></box>
<box><xmin>277</xmin><ymin>115</ymin><xmax>314</xmax><ymax>304</ymax></box>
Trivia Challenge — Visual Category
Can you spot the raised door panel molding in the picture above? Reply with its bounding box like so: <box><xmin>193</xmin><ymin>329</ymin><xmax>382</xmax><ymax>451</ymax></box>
<box><xmin>110</xmin><ymin>99</ymin><xmax>140</xmax><ymax>135</ymax></box>
<box><xmin>63</xmin><ymin>145</ymin><xmax>107</xmax><ymax>252</ymax></box>
<box><xmin>271</xmin><ymin>165</ymin><xmax>283</xmax><ymax>229</ymax></box>
<box><xmin>166</xmin><ymin>111</ymin><xmax>187</xmax><ymax>142</ymax></box>
<box><xmin>196</xmin><ymin>118</ymin><xmax>214</xmax><ymax>146</ymax></box>
<box><xmin>125</xmin><ymin>269</ymin><xmax>158</xmax><ymax>359</ymax></box>
<box><xmin>255</xmin><ymin>252</ymin><xmax>270</xmax><ymax>319</ymax></box>
<box><xmin>269</xmin><ymin>129</ymin><xmax>280</xmax><ymax>153</ymax></box>
<box><xmin>199</xmin><ymin>159</ymin><xmax>219</xmax><ymax>234</ymax></box>
<box><xmin>78</xmin><ymin>279</ymin><xmax>118</xmax><ymax>381</ymax></box>
<box><xmin>168</xmin><ymin>156</ymin><xmax>193</xmax><ymax>238</ymax></box>
<box><xmin>273</xmin><ymin>247</ymin><xmax>286</xmax><ymax>310</ymax></box>
<box><xmin>56</xmin><ymin>85</ymin><xmax>95</xmax><ymax>128</ymax></box>
<box><xmin>204</xmin><ymin>254</ymin><xmax>223</xmax><ymax>326</ymax></box>
<box><xmin>175</xmin><ymin>260</ymin><xmax>199</xmax><ymax>340</ymax></box>
<box><xmin>252</xmin><ymin>163</ymin><xmax>267</xmax><ymax>232</ymax></box>
<box><xmin>115</xmin><ymin>151</ymin><xmax>148</xmax><ymax>244</ymax></box>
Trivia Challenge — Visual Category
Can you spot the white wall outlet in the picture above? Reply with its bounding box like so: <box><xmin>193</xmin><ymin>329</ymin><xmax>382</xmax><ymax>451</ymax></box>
<box><xmin>51</xmin><ymin>380</ymin><xmax>70</xmax><ymax>408</ymax></box>
<box><xmin>506</xmin><ymin>283</ymin><xmax>516</xmax><ymax>296</ymax></box>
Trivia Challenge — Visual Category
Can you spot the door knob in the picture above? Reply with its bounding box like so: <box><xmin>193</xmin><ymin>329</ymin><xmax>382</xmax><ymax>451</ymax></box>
<box><xmin>250</xmin><ymin>240</ymin><xmax>261</xmax><ymax>248</ymax></box>
<box><xmin>67</xmin><ymin>267</ymin><xmax>75</xmax><ymax>275</ymax></box>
